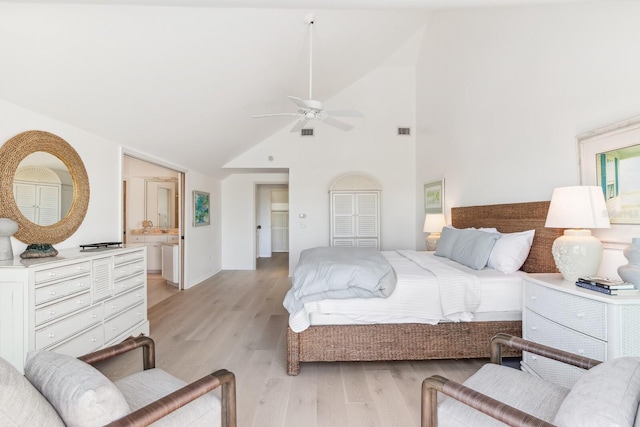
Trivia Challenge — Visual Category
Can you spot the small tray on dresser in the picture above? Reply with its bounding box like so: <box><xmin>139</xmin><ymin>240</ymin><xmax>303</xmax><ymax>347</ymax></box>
<box><xmin>80</xmin><ymin>242</ymin><xmax>123</xmax><ymax>251</ymax></box>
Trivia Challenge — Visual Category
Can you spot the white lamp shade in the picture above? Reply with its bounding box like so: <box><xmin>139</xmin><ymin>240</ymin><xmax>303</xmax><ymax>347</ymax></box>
<box><xmin>423</xmin><ymin>213</ymin><xmax>446</xmax><ymax>233</ymax></box>
<box><xmin>545</xmin><ymin>186</ymin><xmax>610</xmax><ymax>229</ymax></box>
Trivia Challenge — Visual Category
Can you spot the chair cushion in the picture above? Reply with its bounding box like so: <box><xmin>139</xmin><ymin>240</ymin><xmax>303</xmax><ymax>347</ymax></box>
<box><xmin>438</xmin><ymin>363</ymin><xmax>570</xmax><ymax>427</ymax></box>
<box><xmin>553</xmin><ymin>357</ymin><xmax>640</xmax><ymax>427</ymax></box>
<box><xmin>0</xmin><ymin>357</ymin><xmax>65</xmax><ymax>426</ymax></box>
<box><xmin>115</xmin><ymin>368</ymin><xmax>222</xmax><ymax>427</ymax></box>
<box><xmin>24</xmin><ymin>351</ymin><xmax>130</xmax><ymax>427</ymax></box>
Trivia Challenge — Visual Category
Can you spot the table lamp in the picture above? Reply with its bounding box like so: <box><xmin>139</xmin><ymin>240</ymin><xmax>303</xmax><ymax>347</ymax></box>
<box><xmin>544</xmin><ymin>186</ymin><xmax>610</xmax><ymax>282</ymax></box>
<box><xmin>423</xmin><ymin>213</ymin><xmax>446</xmax><ymax>251</ymax></box>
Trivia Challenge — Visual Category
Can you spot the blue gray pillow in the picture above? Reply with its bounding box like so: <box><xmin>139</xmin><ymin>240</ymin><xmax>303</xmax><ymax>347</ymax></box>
<box><xmin>435</xmin><ymin>227</ymin><xmax>501</xmax><ymax>270</ymax></box>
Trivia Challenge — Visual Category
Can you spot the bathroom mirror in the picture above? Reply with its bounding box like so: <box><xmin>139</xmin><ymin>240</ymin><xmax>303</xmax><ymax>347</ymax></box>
<box><xmin>145</xmin><ymin>178</ymin><xmax>178</xmax><ymax>228</ymax></box>
<box><xmin>0</xmin><ymin>130</ymin><xmax>90</xmax><ymax>244</ymax></box>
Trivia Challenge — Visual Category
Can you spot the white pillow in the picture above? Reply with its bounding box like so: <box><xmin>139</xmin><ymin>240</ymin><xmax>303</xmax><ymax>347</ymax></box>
<box><xmin>487</xmin><ymin>229</ymin><xmax>535</xmax><ymax>273</ymax></box>
<box><xmin>553</xmin><ymin>357</ymin><xmax>640</xmax><ymax>427</ymax></box>
<box><xmin>25</xmin><ymin>351</ymin><xmax>130</xmax><ymax>427</ymax></box>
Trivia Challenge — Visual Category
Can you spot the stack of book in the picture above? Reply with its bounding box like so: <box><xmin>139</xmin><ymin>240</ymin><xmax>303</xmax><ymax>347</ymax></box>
<box><xmin>575</xmin><ymin>277</ymin><xmax>638</xmax><ymax>296</ymax></box>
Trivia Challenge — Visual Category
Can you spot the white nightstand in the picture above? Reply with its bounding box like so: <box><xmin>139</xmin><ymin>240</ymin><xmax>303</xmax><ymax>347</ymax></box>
<box><xmin>523</xmin><ymin>273</ymin><xmax>640</xmax><ymax>388</ymax></box>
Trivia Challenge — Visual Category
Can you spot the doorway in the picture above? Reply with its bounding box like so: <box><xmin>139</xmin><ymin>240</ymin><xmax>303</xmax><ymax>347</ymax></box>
<box><xmin>255</xmin><ymin>184</ymin><xmax>289</xmax><ymax>267</ymax></box>
<box><xmin>122</xmin><ymin>155</ymin><xmax>185</xmax><ymax>307</ymax></box>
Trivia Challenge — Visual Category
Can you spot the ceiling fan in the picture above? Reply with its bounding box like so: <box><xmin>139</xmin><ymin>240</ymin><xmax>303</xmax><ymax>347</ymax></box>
<box><xmin>252</xmin><ymin>16</ymin><xmax>363</xmax><ymax>132</ymax></box>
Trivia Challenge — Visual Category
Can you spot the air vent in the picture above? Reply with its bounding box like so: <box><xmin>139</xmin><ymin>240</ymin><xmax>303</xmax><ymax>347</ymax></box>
<box><xmin>397</xmin><ymin>127</ymin><xmax>411</xmax><ymax>136</ymax></box>
<box><xmin>301</xmin><ymin>128</ymin><xmax>314</xmax><ymax>136</ymax></box>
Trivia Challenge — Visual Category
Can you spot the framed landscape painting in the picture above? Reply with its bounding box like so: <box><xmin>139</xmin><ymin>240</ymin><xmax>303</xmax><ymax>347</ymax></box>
<box><xmin>193</xmin><ymin>190</ymin><xmax>210</xmax><ymax>227</ymax></box>
<box><xmin>424</xmin><ymin>179</ymin><xmax>444</xmax><ymax>214</ymax></box>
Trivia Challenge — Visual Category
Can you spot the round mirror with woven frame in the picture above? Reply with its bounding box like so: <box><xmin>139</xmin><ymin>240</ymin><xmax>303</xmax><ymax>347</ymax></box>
<box><xmin>0</xmin><ymin>130</ymin><xmax>90</xmax><ymax>244</ymax></box>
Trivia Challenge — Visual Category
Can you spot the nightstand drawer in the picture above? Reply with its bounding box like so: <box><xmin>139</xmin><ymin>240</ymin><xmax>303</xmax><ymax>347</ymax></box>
<box><xmin>524</xmin><ymin>309</ymin><xmax>606</xmax><ymax>360</ymax></box>
<box><xmin>522</xmin><ymin>352</ymin><xmax>586</xmax><ymax>389</ymax></box>
<box><xmin>35</xmin><ymin>291</ymin><xmax>91</xmax><ymax>326</ymax></box>
<box><xmin>35</xmin><ymin>306</ymin><xmax>103</xmax><ymax>350</ymax></box>
<box><xmin>525</xmin><ymin>280</ymin><xmax>607</xmax><ymax>340</ymax></box>
<box><xmin>112</xmin><ymin>260</ymin><xmax>145</xmax><ymax>281</ymax></box>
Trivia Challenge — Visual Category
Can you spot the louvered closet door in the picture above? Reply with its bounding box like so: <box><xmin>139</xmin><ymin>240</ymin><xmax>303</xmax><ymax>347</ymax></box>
<box><xmin>331</xmin><ymin>191</ymin><xmax>379</xmax><ymax>249</ymax></box>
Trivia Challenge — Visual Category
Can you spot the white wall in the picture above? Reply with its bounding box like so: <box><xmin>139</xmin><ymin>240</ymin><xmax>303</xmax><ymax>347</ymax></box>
<box><xmin>0</xmin><ymin>98</ymin><xmax>222</xmax><ymax>288</ymax></box>
<box><xmin>415</xmin><ymin>2</ymin><xmax>640</xmax><ymax>275</ymax></box>
<box><xmin>225</xmin><ymin>59</ymin><xmax>418</xmax><ymax>273</ymax></box>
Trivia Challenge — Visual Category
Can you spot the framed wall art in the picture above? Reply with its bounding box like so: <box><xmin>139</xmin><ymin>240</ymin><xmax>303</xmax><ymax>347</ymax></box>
<box><xmin>424</xmin><ymin>179</ymin><xmax>444</xmax><ymax>214</ymax></box>
<box><xmin>579</xmin><ymin>116</ymin><xmax>640</xmax><ymax>225</ymax></box>
<box><xmin>192</xmin><ymin>190</ymin><xmax>210</xmax><ymax>227</ymax></box>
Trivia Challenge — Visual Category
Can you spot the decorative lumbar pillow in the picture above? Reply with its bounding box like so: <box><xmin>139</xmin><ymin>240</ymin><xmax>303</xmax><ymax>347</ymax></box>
<box><xmin>448</xmin><ymin>228</ymin><xmax>501</xmax><ymax>270</ymax></box>
<box><xmin>553</xmin><ymin>357</ymin><xmax>640</xmax><ymax>427</ymax></box>
<box><xmin>0</xmin><ymin>357</ymin><xmax>65</xmax><ymax>426</ymax></box>
<box><xmin>487</xmin><ymin>229</ymin><xmax>535</xmax><ymax>273</ymax></box>
<box><xmin>24</xmin><ymin>351</ymin><xmax>130</xmax><ymax>427</ymax></box>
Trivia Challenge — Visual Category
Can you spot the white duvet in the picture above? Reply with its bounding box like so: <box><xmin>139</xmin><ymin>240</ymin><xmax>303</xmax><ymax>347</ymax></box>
<box><xmin>286</xmin><ymin>250</ymin><xmax>483</xmax><ymax>332</ymax></box>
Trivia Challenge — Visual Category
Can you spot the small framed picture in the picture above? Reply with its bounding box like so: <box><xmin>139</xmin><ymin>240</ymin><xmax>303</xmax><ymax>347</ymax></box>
<box><xmin>192</xmin><ymin>190</ymin><xmax>210</xmax><ymax>227</ymax></box>
<box><xmin>424</xmin><ymin>179</ymin><xmax>444</xmax><ymax>214</ymax></box>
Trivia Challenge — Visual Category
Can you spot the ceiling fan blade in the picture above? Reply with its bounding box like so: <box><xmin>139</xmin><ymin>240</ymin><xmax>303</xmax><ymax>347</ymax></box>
<box><xmin>323</xmin><ymin>117</ymin><xmax>354</xmax><ymax>132</ymax></box>
<box><xmin>288</xmin><ymin>96</ymin><xmax>310</xmax><ymax>109</ymax></box>
<box><xmin>290</xmin><ymin>118</ymin><xmax>311</xmax><ymax>133</ymax></box>
<box><xmin>252</xmin><ymin>113</ymin><xmax>301</xmax><ymax>118</ymax></box>
<box><xmin>325</xmin><ymin>109</ymin><xmax>364</xmax><ymax>118</ymax></box>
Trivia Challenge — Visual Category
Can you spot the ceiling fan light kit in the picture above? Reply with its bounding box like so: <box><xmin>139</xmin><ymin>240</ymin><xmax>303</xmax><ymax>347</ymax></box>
<box><xmin>252</xmin><ymin>16</ymin><xmax>363</xmax><ymax>132</ymax></box>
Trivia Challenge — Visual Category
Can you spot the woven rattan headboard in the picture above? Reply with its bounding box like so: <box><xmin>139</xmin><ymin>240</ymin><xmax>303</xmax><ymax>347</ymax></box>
<box><xmin>451</xmin><ymin>201</ymin><xmax>562</xmax><ymax>273</ymax></box>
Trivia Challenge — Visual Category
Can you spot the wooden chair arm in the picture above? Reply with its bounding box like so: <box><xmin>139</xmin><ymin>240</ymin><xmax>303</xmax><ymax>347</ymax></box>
<box><xmin>421</xmin><ymin>375</ymin><xmax>554</xmax><ymax>427</ymax></box>
<box><xmin>78</xmin><ymin>334</ymin><xmax>156</xmax><ymax>370</ymax></box>
<box><xmin>106</xmin><ymin>369</ymin><xmax>237</xmax><ymax>427</ymax></box>
<box><xmin>490</xmin><ymin>333</ymin><xmax>601</xmax><ymax>370</ymax></box>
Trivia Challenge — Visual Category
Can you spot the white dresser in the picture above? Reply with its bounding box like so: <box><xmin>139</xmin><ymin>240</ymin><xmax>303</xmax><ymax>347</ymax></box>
<box><xmin>0</xmin><ymin>246</ymin><xmax>149</xmax><ymax>373</ymax></box>
<box><xmin>523</xmin><ymin>273</ymin><xmax>640</xmax><ymax>388</ymax></box>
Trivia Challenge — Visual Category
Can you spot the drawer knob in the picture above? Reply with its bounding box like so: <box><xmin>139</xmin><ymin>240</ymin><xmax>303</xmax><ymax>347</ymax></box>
<box><xmin>49</xmin><ymin>290</ymin><xmax>56</xmax><ymax>295</ymax></box>
<box><xmin>530</xmin><ymin>296</ymin><xmax>538</xmax><ymax>301</ymax></box>
<box><xmin>92</xmin><ymin>314</ymin><xmax>97</xmax><ymax>319</ymax></box>
<box><xmin>576</xmin><ymin>313</ymin><xmax>585</xmax><ymax>318</ymax></box>
<box><xmin>112</xmin><ymin>305</ymin><xmax>117</xmax><ymax>309</ymax></box>
<box><xmin>48</xmin><ymin>333</ymin><xmax>55</xmax><ymax>338</ymax></box>
<box><xmin>49</xmin><ymin>272</ymin><xmax>56</xmax><ymax>277</ymax></box>
<box><xmin>531</xmin><ymin>355</ymin><xmax>537</xmax><ymax>360</ymax></box>
<box><xmin>578</xmin><ymin>349</ymin><xmax>585</xmax><ymax>354</ymax></box>
<box><xmin>530</xmin><ymin>326</ymin><xmax>537</xmax><ymax>331</ymax></box>
<box><xmin>91</xmin><ymin>337</ymin><xmax>97</xmax><ymax>342</ymax></box>
<box><xmin>78</xmin><ymin>300</ymin><xmax>84</xmax><ymax>305</ymax></box>
<box><xmin>49</xmin><ymin>310</ymin><xmax>56</xmax><ymax>316</ymax></box>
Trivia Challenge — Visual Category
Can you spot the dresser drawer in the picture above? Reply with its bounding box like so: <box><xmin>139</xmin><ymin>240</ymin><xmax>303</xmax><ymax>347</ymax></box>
<box><xmin>34</xmin><ymin>261</ymin><xmax>91</xmax><ymax>285</ymax></box>
<box><xmin>34</xmin><ymin>274</ymin><xmax>91</xmax><ymax>306</ymax></box>
<box><xmin>524</xmin><ymin>309</ymin><xmax>606</xmax><ymax>360</ymax></box>
<box><xmin>35</xmin><ymin>306</ymin><xmax>103</xmax><ymax>350</ymax></box>
<box><xmin>114</xmin><ymin>272</ymin><xmax>145</xmax><ymax>295</ymax></box>
<box><xmin>35</xmin><ymin>291</ymin><xmax>91</xmax><ymax>326</ymax></box>
<box><xmin>522</xmin><ymin>352</ymin><xmax>586</xmax><ymax>389</ymax></box>
<box><xmin>114</xmin><ymin>249</ymin><xmax>145</xmax><ymax>266</ymax></box>
<box><xmin>112</xmin><ymin>260</ymin><xmax>145</xmax><ymax>281</ymax></box>
<box><xmin>104</xmin><ymin>287</ymin><xmax>145</xmax><ymax>319</ymax></box>
<box><xmin>525</xmin><ymin>280</ymin><xmax>607</xmax><ymax>340</ymax></box>
<box><xmin>48</xmin><ymin>324</ymin><xmax>104</xmax><ymax>357</ymax></box>
<box><xmin>104</xmin><ymin>302</ymin><xmax>145</xmax><ymax>342</ymax></box>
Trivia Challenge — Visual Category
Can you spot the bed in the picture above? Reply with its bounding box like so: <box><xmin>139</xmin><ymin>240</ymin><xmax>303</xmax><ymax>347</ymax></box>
<box><xmin>285</xmin><ymin>201</ymin><xmax>562</xmax><ymax>375</ymax></box>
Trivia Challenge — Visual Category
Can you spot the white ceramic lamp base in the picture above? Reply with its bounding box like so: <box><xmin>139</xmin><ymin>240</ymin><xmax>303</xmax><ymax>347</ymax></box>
<box><xmin>551</xmin><ymin>229</ymin><xmax>603</xmax><ymax>282</ymax></box>
<box><xmin>426</xmin><ymin>232</ymin><xmax>441</xmax><ymax>251</ymax></box>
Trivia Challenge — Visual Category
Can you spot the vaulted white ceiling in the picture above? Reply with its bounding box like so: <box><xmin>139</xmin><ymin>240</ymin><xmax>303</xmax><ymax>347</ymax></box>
<box><xmin>0</xmin><ymin>0</ymin><xmax>595</xmax><ymax>177</ymax></box>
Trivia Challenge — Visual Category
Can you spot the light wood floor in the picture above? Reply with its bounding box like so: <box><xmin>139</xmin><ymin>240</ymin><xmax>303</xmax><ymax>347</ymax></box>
<box><xmin>99</xmin><ymin>253</ymin><xmax>487</xmax><ymax>427</ymax></box>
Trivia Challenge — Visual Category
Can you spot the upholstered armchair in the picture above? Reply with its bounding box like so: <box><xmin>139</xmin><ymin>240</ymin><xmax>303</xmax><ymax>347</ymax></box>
<box><xmin>422</xmin><ymin>333</ymin><xmax>640</xmax><ymax>427</ymax></box>
<box><xmin>0</xmin><ymin>335</ymin><xmax>236</xmax><ymax>427</ymax></box>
